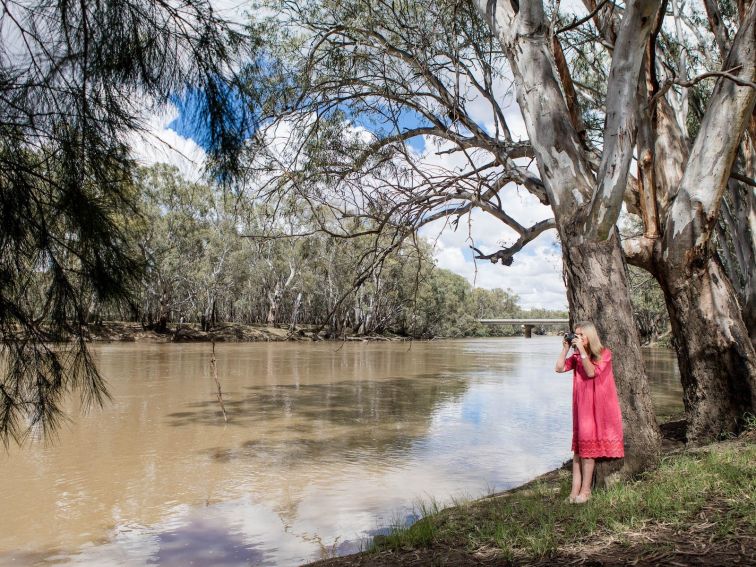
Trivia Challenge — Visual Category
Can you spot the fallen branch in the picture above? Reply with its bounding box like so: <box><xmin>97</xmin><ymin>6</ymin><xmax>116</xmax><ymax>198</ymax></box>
<box><xmin>210</xmin><ymin>340</ymin><xmax>228</xmax><ymax>423</ymax></box>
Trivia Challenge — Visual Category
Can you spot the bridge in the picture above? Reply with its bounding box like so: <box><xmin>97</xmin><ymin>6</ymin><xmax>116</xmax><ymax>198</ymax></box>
<box><xmin>478</xmin><ymin>318</ymin><xmax>569</xmax><ymax>338</ymax></box>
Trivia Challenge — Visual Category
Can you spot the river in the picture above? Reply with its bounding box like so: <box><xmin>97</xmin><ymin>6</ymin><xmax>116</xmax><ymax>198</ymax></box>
<box><xmin>0</xmin><ymin>337</ymin><xmax>681</xmax><ymax>566</ymax></box>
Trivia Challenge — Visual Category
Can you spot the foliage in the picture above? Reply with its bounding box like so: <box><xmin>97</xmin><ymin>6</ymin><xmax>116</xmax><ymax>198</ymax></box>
<box><xmin>0</xmin><ymin>147</ymin><xmax>142</xmax><ymax>443</ymax></box>
<box><xmin>0</xmin><ymin>0</ymin><xmax>259</xmax><ymax>445</ymax></box>
<box><xmin>94</xmin><ymin>164</ymin><xmax>564</xmax><ymax>339</ymax></box>
<box><xmin>627</xmin><ymin>266</ymin><xmax>670</xmax><ymax>346</ymax></box>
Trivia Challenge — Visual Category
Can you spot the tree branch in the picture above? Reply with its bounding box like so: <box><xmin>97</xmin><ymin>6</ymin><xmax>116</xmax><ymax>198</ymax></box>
<box><xmin>650</xmin><ymin>67</ymin><xmax>756</xmax><ymax>107</ymax></box>
<box><xmin>702</xmin><ymin>0</ymin><xmax>731</xmax><ymax>61</ymax></box>
<box><xmin>586</xmin><ymin>0</ymin><xmax>662</xmax><ymax>240</ymax></box>
<box><xmin>557</xmin><ymin>0</ymin><xmax>610</xmax><ymax>34</ymax></box>
<box><xmin>471</xmin><ymin>218</ymin><xmax>557</xmax><ymax>266</ymax></box>
<box><xmin>731</xmin><ymin>170</ymin><xmax>756</xmax><ymax>188</ymax></box>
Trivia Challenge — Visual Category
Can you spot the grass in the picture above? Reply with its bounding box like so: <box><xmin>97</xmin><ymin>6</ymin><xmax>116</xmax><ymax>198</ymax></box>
<box><xmin>742</xmin><ymin>412</ymin><xmax>756</xmax><ymax>432</ymax></box>
<box><xmin>373</xmin><ymin>441</ymin><xmax>756</xmax><ymax>561</ymax></box>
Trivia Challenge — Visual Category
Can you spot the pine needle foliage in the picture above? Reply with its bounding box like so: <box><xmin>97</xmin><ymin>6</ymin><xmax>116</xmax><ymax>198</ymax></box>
<box><xmin>0</xmin><ymin>0</ymin><xmax>258</xmax><ymax>445</ymax></box>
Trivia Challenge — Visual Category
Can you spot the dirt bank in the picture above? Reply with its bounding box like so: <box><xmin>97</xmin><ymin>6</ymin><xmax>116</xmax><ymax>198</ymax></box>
<box><xmin>85</xmin><ymin>321</ymin><xmax>407</xmax><ymax>343</ymax></box>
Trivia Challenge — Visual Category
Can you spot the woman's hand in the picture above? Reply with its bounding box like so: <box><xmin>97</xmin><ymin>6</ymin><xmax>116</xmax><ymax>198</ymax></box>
<box><xmin>571</xmin><ymin>336</ymin><xmax>583</xmax><ymax>352</ymax></box>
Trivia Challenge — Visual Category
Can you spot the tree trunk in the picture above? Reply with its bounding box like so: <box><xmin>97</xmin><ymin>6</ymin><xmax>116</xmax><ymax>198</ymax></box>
<box><xmin>636</xmin><ymin>1</ymin><xmax>756</xmax><ymax>442</ymax></box>
<box><xmin>156</xmin><ymin>286</ymin><xmax>170</xmax><ymax>333</ymax></box>
<box><xmin>290</xmin><ymin>291</ymin><xmax>302</xmax><ymax>331</ymax></box>
<box><xmin>562</xmin><ymin>230</ymin><xmax>662</xmax><ymax>483</ymax></box>
<box><xmin>473</xmin><ymin>0</ymin><xmax>664</xmax><ymax>481</ymax></box>
<box><xmin>656</xmin><ymin>254</ymin><xmax>756</xmax><ymax>441</ymax></box>
<box><xmin>266</xmin><ymin>282</ymin><xmax>281</xmax><ymax>326</ymax></box>
<box><xmin>718</xmin><ymin>176</ymin><xmax>756</xmax><ymax>347</ymax></box>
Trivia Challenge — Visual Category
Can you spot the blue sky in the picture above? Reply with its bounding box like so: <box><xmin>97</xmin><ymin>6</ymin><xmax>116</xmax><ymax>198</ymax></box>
<box><xmin>133</xmin><ymin>92</ymin><xmax>567</xmax><ymax>311</ymax></box>
<box><xmin>131</xmin><ymin>2</ymin><xmax>568</xmax><ymax>312</ymax></box>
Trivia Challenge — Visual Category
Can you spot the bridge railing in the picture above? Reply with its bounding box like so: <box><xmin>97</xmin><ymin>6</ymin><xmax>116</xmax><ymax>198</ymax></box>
<box><xmin>477</xmin><ymin>319</ymin><xmax>569</xmax><ymax>338</ymax></box>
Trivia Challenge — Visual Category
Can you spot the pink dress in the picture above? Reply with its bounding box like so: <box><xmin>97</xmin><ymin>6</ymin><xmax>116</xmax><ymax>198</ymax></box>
<box><xmin>564</xmin><ymin>348</ymin><xmax>624</xmax><ymax>459</ymax></box>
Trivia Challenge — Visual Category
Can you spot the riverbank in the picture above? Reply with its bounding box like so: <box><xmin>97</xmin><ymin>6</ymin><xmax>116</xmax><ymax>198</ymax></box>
<box><xmin>84</xmin><ymin>321</ymin><xmax>409</xmax><ymax>343</ymax></box>
<box><xmin>308</xmin><ymin>423</ymin><xmax>756</xmax><ymax>566</ymax></box>
<box><xmin>81</xmin><ymin>322</ymin><xmax>665</xmax><ymax>347</ymax></box>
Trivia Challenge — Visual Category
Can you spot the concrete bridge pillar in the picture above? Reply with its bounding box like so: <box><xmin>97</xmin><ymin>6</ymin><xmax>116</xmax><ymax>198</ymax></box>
<box><xmin>522</xmin><ymin>324</ymin><xmax>534</xmax><ymax>338</ymax></box>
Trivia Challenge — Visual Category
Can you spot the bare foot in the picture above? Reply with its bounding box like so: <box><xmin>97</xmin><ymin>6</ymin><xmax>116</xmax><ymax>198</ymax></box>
<box><xmin>573</xmin><ymin>492</ymin><xmax>591</xmax><ymax>504</ymax></box>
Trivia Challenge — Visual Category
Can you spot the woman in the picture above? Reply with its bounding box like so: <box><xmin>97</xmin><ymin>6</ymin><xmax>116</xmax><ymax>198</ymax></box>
<box><xmin>555</xmin><ymin>321</ymin><xmax>624</xmax><ymax>504</ymax></box>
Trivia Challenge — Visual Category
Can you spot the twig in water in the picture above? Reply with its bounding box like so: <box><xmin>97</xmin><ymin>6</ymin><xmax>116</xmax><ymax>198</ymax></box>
<box><xmin>210</xmin><ymin>341</ymin><xmax>228</xmax><ymax>423</ymax></box>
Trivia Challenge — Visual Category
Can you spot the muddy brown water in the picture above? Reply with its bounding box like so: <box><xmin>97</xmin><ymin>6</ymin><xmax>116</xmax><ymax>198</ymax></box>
<box><xmin>0</xmin><ymin>338</ymin><xmax>681</xmax><ymax>566</ymax></box>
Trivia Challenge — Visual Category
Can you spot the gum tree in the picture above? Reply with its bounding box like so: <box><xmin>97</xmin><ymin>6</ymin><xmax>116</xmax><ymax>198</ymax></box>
<box><xmin>248</xmin><ymin>0</ymin><xmax>663</xmax><ymax>480</ymax></box>
<box><xmin>252</xmin><ymin>0</ymin><xmax>756</xmax><ymax>469</ymax></box>
<box><xmin>470</xmin><ymin>0</ymin><xmax>668</xmax><ymax>476</ymax></box>
<box><xmin>558</xmin><ymin>0</ymin><xmax>756</xmax><ymax>441</ymax></box>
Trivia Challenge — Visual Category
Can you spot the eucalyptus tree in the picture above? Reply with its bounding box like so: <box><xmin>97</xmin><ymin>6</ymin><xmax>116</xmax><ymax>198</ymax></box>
<box><xmin>250</xmin><ymin>0</ymin><xmax>756</xmax><ymax>470</ymax></box>
<box><xmin>134</xmin><ymin>163</ymin><xmax>238</xmax><ymax>331</ymax></box>
<box><xmin>247</xmin><ymin>0</ymin><xmax>662</xmax><ymax>478</ymax></box>
<box><xmin>700</xmin><ymin>1</ymin><xmax>756</xmax><ymax>347</ymax></box>
<box><xmin>556</xmin><ymin>0</ymin><xmax>756</xmax><ymax>441</ymax></box>
<box><xmin>0</xmin><ymin>0</ymin><xmax>256</xmax><ymax>444</ymax></box>
<box><xmin>244</xmin><ymin>214</ymin><xmax>434</xmax><ymax>334</ymax></box>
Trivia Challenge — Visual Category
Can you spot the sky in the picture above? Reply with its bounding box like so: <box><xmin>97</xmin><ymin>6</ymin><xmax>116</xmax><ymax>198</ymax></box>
<box><xmin>129</xmin><ymin>98</ymin><xmax>568</xmax><ymax>311</ymax></box>
<box><xmin>127</xmin><ymin>1</ymin><xmax>570</xmax><ymax>312</ymax></box>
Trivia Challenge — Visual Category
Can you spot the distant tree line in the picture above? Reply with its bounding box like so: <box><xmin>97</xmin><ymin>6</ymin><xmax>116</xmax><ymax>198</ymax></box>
<box><xmin>88</xmin><ymin>164</ymin><xmax>565</xmax><ymax>339</ymax></box>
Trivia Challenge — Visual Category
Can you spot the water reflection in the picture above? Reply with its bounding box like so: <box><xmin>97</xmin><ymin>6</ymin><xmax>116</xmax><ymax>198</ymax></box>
<box><xmin>0</xmin><ymin>339</ymin><xmax>681</xmax><ymax>566</ymax></box>
<box><xmin>643</xmin><ymin>347</ymin><xmax>683</xmax><ymax>417</ymax></box>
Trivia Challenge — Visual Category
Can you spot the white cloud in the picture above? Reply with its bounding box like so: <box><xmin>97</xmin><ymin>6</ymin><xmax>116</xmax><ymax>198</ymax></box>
<box><xmin>136</xmin><ymin>3</ymin><xmax>569</xmax><ymax>311</ymax></box>
<box><xmin>128</xmin><ymin>103</ymin><xmax>208</xmax><ymax>182</ymax></box>
<box><xmin>421</xmin><ymin>210</ymin><xmax>566</xmax><ymax>311</ymax></box>
<box><xmin>126</xmin><ymin>0</ymin><xmax>255</xmax><ymax>181</ymax></box>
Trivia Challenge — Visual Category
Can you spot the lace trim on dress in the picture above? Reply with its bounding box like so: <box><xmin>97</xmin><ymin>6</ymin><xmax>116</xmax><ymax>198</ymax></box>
<box><xmin>571</xmin><ymin>438</ymin><xmax>624</xmax><ymax>458</ymax></box>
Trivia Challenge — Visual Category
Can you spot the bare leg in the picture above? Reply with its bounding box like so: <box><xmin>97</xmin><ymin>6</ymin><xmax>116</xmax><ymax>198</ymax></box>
<box><xmin>579</xmin><ymin>458</ymin><xmax>595</xmax><ymax>499</ymax></box>
<box><xmin>570</xmin><ymin>453</ymin><xmax>582</xmax><ymax>500</ymax></box>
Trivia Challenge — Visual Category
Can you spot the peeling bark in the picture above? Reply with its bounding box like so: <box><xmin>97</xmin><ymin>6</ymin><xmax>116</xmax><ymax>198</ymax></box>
<box><xmin>656</xmin><ymin>256</ymin><xmax>756</xmax><ymax>440</ymax></box>
<box><xmin>702</xmin><ymin>0</ymin><xmax>731</xmax><ymax>60</ymax></box>
<box><xmin>586</xmin><ymin>0</ymin><xmax>663</xmax><ymax>240</ymax></box>
<box><xmin>637</xmin><ymin>64</ymin><xmax>660</xmax><ymax>239</ymax></box>
<box><xmin>652</xmin><ymin>98</ymin><xmax>689</xmax><ymax>219</ymax></box>
<box><xmin>720</xmin><ymin>149</ymin><xmax>756</xmax><ymax>347</ymax></box>
<box><xmin>552</xmin><ymin>35</ymin><xmax>588</xmax><ymax>149</ymax></box>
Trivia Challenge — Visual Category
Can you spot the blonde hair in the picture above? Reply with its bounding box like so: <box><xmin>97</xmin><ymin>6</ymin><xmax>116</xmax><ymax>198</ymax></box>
<box><xmin>574</xmin><ymin>321</ymin><xmax>604</xmax><ymax>361</ymax></box>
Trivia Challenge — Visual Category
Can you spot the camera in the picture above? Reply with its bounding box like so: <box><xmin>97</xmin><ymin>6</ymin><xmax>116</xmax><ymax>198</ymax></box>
<box><xmin>564</xmin><ymin>332</ymin><xmax>576</xmax><ymax>343</ymax></box>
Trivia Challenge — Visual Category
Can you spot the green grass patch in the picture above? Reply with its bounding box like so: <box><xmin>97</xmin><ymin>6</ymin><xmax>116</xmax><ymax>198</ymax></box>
<box><xmin>373</xmin><ymin>443</ymin><xmax>756</xmax><ymax>560</ymax></box>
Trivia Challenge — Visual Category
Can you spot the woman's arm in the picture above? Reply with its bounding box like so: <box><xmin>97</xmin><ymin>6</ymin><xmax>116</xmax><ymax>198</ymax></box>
<box><xmin>575</xmin><ymin>340</ymin><xmax>596</xmax><ymax>377</ymax></box>
<box><xmin>555</xmin><ymin>340</ymin><xmax>571</xmax><ymax>372</ymax></box>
